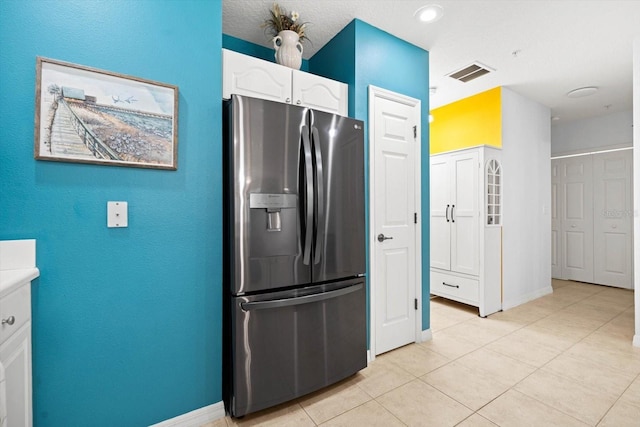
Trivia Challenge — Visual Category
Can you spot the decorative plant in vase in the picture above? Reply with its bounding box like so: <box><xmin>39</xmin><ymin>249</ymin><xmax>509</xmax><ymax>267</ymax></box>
<box><xmin>262</xmin><ymin>2</ymin><xmax>308</xmax><ymax>69</ymax></box>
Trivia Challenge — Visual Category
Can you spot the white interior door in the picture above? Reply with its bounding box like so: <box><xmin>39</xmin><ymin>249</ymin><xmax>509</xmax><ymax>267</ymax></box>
<box><xmin>370</xmin><ymin>86</ymin><xmax>420</xmax><ymax>356</ymax></box>
<box><xmin>593</xmin><ymin>150</ymin><xmax>633</xmax><ymax>288</ymax></box>
<box><xmin>551</xmin><ymin>160</ymin><xmax>562</xmax><ymax>278</ymax></box>
<box><xmin>450</xmin><ymin>151</ymin><xmax>479</xmax><ymax>276</ymax></box>
<box><xmin>562</xmin><ymin>156</ymin><xmax>594</xmax><ymax>282</ymax></box>
<box><xmin>430</xmin><ymin>156</ymin><xmax>451</xmax><ymax>271</ymax></box>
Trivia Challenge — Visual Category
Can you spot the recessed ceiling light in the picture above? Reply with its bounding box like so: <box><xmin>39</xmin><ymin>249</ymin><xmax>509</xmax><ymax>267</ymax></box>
<box><xmin>566</xmin><ymin>86</ymin><xmax>598</xmax><ymax>98</ymax></box>
<box><xmin>414</xmin><ymin>4</ymin><xmax>444</xmax><ymax>23</ymax></box>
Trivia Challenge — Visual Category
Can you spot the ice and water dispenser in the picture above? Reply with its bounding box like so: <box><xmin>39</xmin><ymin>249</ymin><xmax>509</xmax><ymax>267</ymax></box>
<box><xmin>249</xmin><ymin>193</ymin><xmax>297</xmax><ymax>257</ymax></box>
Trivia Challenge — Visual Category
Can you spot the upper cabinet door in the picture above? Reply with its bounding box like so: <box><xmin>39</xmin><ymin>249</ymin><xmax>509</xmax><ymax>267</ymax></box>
<box><xmin>430</xmin><ymin>155</ymin><xmax>452</xmax><ymax>271</ymax></box>
<box><xmin>222</xmin><ymin>49</ymin><xmax>292</xmax><ymax>103</ymax></box>
<box><xmin>292</xmin><ymin>70</ymin><xmax>348</xmax><ymax>116</ymax></box>
<box><xmin>450</xmin><ymin>150</ymin><xmax>479</xmax><ymax>276</ymax></box>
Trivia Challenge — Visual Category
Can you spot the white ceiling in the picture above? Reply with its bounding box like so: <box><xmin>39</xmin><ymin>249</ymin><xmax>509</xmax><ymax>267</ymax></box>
<box><xmin>223</xmin><ymin>0</ymin><xmax>640</xmax><ymax>123</ymax></box>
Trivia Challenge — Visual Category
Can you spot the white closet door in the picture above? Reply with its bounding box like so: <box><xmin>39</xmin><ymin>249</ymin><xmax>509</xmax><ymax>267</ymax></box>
<box><xmin>450</xmin><ymin>151</ymin><xmax>479</xmax><ymax>276</ymax></box>
<box><xmin>593</xmin><ymin>150</ymin><xmax>633</xmax><ymax>288</ymax></box>
<box><xmin>551</xmin><ymin>160</ymin><xmax>562</xmax><ymax>278</ymax></box>
<box><xmin>562</xmin><ymin>156</ymin><xmax>594</xmax><ymax>282</ymax></box>
<box><xmin>430</xmin><ymin>156</ymin><xmax>452</xmax><ymax>270</ymax></box>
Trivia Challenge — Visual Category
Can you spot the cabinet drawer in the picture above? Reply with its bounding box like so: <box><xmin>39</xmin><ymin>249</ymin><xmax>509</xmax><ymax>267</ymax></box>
<box><xmin>1</xmin><ymin>283</ymin><xmax>31</xmax><ymax>344</ymax></box>
<box><xmin>431</xmin><ymin>270</ymin><xmax>479</xmax><ymax>305</ymax></box>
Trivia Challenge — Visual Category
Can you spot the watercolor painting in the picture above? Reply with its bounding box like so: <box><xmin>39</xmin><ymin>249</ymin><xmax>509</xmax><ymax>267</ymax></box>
<box><xmin>34</xmin><ymin>57</ymin><xmax>178</xmax><ymax>169</ymax></box>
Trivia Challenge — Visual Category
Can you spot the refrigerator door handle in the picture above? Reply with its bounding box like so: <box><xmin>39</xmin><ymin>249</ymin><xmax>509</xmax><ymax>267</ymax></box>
<box><xmin>240</xmin><ymin>283</ymin><xmax>363</xmax><ymax>311</ymax></box>
<box><xmin>301</xmin><ymin>125</ymin><xmax>314</xmax><ymax>265</ymax></box>
<box><xmin>311</xmin><ymin>125</ymin><xmax>325</xmax><ymax>265</ymax></box>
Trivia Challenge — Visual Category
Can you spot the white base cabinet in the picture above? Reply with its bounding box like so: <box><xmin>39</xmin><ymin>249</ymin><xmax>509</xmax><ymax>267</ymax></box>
<box><xmin>1</xmin><ymin>280</ymin><xmax>32</xmax><ymax>427</ymax></box>
<box><xmin>222</xmin><ymin>49</ymin><xmax>348</xmax><ymax>116</ymax></box>
<box><xmin>430</xmin><ymin>146</ymin><xmax>502</xmax><ymax>317</ymax></box>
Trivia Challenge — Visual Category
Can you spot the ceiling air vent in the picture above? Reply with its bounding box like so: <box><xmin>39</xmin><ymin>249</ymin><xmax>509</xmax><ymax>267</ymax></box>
<box><xmin>447</xmin><ymin>62</ymin><xmax>494</xmax><ymax>83</ymax></box>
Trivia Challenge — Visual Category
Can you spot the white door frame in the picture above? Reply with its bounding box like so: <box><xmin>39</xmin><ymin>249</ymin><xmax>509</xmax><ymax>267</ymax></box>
<box><xmin>368</xmin><ymin>85</ymin><xmax>422</xmax><ymax>360</ymax></box>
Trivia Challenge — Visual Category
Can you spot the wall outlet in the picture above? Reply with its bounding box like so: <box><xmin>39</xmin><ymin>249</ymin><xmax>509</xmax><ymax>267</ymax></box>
<box><xmin>107</xmin><ymin>201</ymin><xmax>128</xmax><ymax>228</ymax></box>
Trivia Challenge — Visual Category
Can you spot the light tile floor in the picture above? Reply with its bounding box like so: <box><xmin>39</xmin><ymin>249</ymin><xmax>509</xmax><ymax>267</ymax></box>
<box><xmin>207</xmin><ymin>280</ymin><xmax>640</xmax><ymax>426</ymax></box>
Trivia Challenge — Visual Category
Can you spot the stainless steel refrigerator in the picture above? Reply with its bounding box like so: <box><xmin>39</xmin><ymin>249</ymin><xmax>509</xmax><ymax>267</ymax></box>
<box><xmin>223</xmin><ymin>94</ymin><xmax>366</xmax><ymax>418</ymax></box>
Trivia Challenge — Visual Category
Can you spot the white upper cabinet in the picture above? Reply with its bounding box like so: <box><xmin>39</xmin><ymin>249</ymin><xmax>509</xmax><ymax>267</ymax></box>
<box><xmin>430</xmin><ymin>150</ymin><xmax>479</xmax><ymax>276</ymax></box>
<box><xmin>291</xmin><ymin>70</ymin><xmax>348</xmax><ymax>116</ymax></box>
<box><xmin>222</xmin><ymin>49</ymin><xmax>348</xmax><ymax>116</ymax></box>
<box><xmin>222</xmin><ymin>49</ymin><xmax>292</xmax><ymax>103</ymax></box>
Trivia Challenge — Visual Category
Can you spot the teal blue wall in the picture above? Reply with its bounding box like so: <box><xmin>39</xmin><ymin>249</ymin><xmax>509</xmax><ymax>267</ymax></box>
<box><xmin>355</xmin><ymin>20</ymin><xmax>431</xmax><ymax>331</ymax></box>
<box><xmin>311</xmin><ymin>20</ymin><xmax>431</xmax><ymax>331</ymax></box>
<box><xmin>223</xmin><ymin>34</ymin><xmax>310</xmax><ymax>72</ymax></box>
<box><xmin>0</xmin><ymin>5</ymin><xmax>429</xmax><ymax>425</ymax></box>
<box><xmin>308</xmin><ymin>23</ymin><xmax>357</xmax><ymax>116</ymax></box>
<box><xmin>0</xmin><ymin>1</ymin><xmax>222</xmax><ymax>426</ymax></box>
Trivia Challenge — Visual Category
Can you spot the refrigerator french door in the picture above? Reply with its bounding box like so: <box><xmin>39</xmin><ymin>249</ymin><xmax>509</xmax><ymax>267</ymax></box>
<box><xmin>223</xmin><ymin>95</ymin><xmax>366</xmax><ymax>418</ymax></box>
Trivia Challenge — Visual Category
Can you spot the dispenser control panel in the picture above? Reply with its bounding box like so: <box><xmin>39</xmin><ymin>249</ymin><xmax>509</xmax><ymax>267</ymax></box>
<box><xmin>249</xmin><ymin>193</ymin><xmax>296</xmax><ymax>209</ymax></box>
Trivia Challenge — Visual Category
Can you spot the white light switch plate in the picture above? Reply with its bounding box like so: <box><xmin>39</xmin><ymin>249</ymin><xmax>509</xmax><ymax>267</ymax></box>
<box><xmin>107</xmin><ymin>201</ymin><xmax>128</xmax><ymax>228</ymax></box>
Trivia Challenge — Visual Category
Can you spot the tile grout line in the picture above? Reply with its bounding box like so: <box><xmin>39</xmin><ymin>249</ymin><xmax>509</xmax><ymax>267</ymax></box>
<box><xmin>223</xmin><ymin>282</ymin><xmax>635</xmax><ymax>426</ymax></box>
<box><xmin>485</xmin><ymin>283</ymin><xmax>635</xmax><ymax>426</ymax></box>
<box><xmin>594</xmin><ymin>370</ymin><xmax>640</xmax><ymax>426</ymax></box>
<box><xmin>431</xmin><ymin>282</ymin><xmax>628</xmax><ymax>426</ymax></box>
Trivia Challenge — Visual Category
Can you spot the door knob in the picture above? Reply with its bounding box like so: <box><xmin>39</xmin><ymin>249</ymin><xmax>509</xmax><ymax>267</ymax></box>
<box><xmin>377</xmin><ymin>233</ymin><xmax>393</xmax><ymax>242</ymax></box>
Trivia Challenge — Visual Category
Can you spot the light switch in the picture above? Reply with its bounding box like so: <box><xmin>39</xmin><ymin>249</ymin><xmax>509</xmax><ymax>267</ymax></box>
<box><xmin>107</xmin><ymin>201</ymin><xmax>128</xmax><ymax>228</ymax></box>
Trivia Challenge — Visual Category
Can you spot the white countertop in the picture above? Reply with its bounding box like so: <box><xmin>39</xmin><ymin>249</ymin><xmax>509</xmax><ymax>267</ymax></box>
<box><xmin>0</xmin><ymin>239</ymin><xmax>39</xmax><ymax>298</ymax></box>
<box><xmin>0</xmin><ymin>268</ymin><xmax>40</xmax><ymax>298</ymax></box>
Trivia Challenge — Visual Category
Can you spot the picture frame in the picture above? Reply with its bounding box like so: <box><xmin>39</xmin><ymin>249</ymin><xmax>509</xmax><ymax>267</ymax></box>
<box><xmin>34</xmin><ymin>57</ymin><xmax>179</xmax><ymax>170</ymax></box>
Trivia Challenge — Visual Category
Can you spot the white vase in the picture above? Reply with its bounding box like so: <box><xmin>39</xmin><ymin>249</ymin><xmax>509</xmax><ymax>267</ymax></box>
<box><xmin>273</xmin><ymin>30</ymin><xmax>303</xmax><ymax>70</ymax></box>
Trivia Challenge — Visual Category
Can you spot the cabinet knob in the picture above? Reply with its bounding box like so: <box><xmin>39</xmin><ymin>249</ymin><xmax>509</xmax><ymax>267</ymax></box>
<box><xmin>285</xmin><ymin>97</ymin><xmax>291</xmax><ymax>103</ymax></box>
<box><xmin>2</xmin><ymin>316</ymin><xmax>15</xmax><ymax>326</ymax></box>
<box><xmin>296</xmin><ymin>100</ymin><xmax>302</xmax><ymax>105</ymax></box>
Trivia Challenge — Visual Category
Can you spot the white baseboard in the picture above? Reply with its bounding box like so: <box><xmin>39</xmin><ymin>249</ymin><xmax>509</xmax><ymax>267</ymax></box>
<box><xmin>368</xmin><ymin>331</ymin><xmax>430</xmax><ymax>363</ymax></box>
<box><xmin>633</xmin><ymin>334</ymin><xmax>640</xmax><ymax>348</ymax></box>
<box><xmin>149</xmin><ymin>401</ymin><xmax>225</xmax><ymax>427</ymax></box>
<box><xmin>502</xmin><ymin>285</ymin><xmax>553</xmax><ymax>310</ymax></box>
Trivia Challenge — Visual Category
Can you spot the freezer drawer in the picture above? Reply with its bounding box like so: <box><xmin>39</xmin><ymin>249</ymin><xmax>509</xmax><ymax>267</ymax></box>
<box><xmin>229</xmin><ymin>278</ymin><xmax>367</xmax><ymax>417</ymax></box>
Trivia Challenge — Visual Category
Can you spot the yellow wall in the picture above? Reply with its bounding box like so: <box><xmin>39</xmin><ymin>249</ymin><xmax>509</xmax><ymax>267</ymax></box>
<box><xmin>430</xmin><ymin>87</ymin><xmax>502</xmax><ymax>154</ymax></box>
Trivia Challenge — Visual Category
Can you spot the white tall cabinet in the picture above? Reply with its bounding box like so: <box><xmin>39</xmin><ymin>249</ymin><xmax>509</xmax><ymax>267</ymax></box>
<box><xmin>430</xmin><ymin>146</ymin><xmax>502</xmax><ymax>317</ymax></box>
<box><xmin>222</xmin><ymin>49</ymin><xmax>348</xmax><ymax>116</ymax></box>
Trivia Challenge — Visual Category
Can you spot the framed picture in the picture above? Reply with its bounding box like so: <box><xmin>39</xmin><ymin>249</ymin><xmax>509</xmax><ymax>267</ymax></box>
<box><xmin>34</xmin><ymin>57</ymin><xmax>178</xmax><ymax>170</ymax></box>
